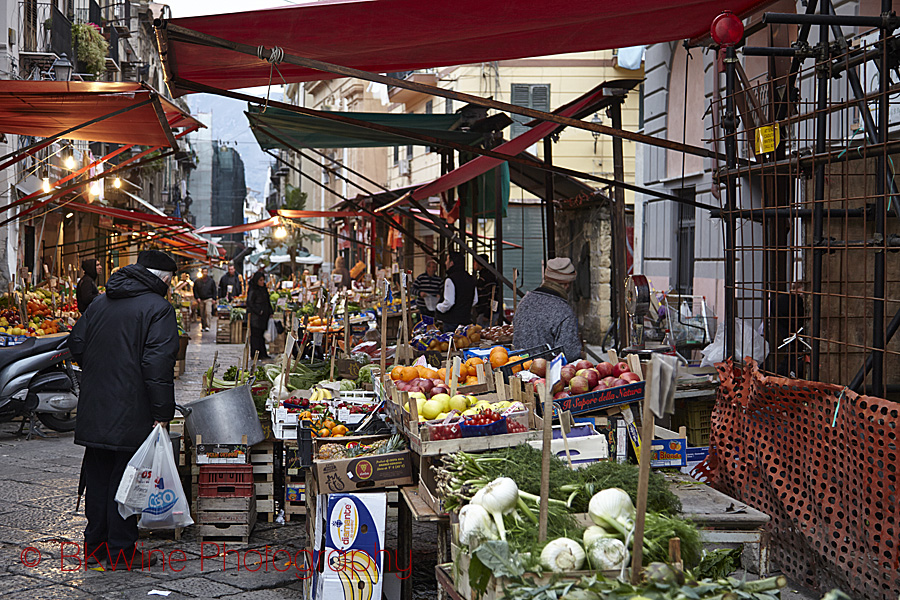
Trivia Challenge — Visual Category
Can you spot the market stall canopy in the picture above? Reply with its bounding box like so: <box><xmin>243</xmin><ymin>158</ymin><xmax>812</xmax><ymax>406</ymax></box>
<box><xmin>156</xmin><ymin>0</ymin><xmax>770</xmax><ymax>94</ymax></box>
<box><xmin>0</xmin><ymin>81</ymin><xmax>202</xmax><ymax>146</ymax></box>
<box><xmin>194</xmin><ymin>218</ymin><xmax>279</xmax><ymax>235</ymax></box>
<box><xmin>247</xmin><ymin>105</ymin><xmax>485</xmax><ymax>149</ymax></box>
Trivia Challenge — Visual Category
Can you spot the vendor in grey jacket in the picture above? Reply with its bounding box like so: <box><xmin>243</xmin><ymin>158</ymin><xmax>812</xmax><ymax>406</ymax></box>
<box><xmin>512</xmin><ymin>257</ymin><xmax>582</xmax><ymax>361</ymax></box>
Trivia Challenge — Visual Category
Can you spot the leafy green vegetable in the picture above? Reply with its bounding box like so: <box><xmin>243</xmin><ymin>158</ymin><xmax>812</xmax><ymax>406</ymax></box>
<box><xmin>356</xmin><ymin>364</ymin><xmax>378</xmax><ymax>385</ymax></box>
<box><xmin>691</xmin><ymin>547</ymin><xmax>742</xmax><ymax>580</ymax></box>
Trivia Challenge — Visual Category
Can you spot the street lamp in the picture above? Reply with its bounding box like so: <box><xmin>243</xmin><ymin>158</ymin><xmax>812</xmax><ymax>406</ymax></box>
<box><xmin>50</xmin><ymin>54</ymin><xmax>74</xmax><ymax>82</ymax></box>
<box><xmin>591</xmin><ymin>113</ymin><xmax>602</xmax><ymax>153</ymax></box>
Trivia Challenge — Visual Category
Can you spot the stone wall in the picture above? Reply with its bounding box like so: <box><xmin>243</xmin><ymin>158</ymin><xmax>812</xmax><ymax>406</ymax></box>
<box><xmin>555</xmin><ymin>203</ymin><xmax>612</xmax><ymax>344</ymax></box>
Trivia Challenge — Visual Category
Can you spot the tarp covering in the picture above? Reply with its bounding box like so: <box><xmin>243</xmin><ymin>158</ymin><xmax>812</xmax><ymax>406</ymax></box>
<box><xmin>0</xmin><ymin>81</ymin><xmax>202</xmax><ymax>146</ymax></box>
<box><xmin>194</xmin><ymin>218</ymin><xmax>278</xmax><ymax>235</ymax></box>
<box><xmin>159</xmin><ymin>0</ymin><xmax>771</xmax><ymax>93</ymax></box>
<box><xmin>247</xmin><ymin>105</ymin><xmax>484</xmax><ymax>149</ymax></box>
<box><xmin>702</xmin><ymin>359</ymin><xmax>900</xmax><ymax>600</ymax></box>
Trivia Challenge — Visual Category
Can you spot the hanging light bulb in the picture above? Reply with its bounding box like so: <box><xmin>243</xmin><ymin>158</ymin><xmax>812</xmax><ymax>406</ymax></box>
<box><xmin>64</xmin><ymin>153</ymin><xmax>76</xmax><ymax>169</ymax></box>
<box><xmin>89</xmin><ymin>180</ymin><xmax>102</xmax><ymax>196</ymax></box>
<box><xmin>113</xmin><ymin>177</ymin><xmax>121</xmax><ymax>189</ymax></box>
<box><xmin>42</xmin><ymin>178</ymin><xmax>51</xmax><ymax>194</ymax></box>
<box><xmin>274</xmin><ymin>226</ymin><xmax>288</xmax><ymax>239</ymax></box>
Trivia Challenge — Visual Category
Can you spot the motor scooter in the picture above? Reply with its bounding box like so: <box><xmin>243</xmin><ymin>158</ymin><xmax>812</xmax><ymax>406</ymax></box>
<box><xmin>0</xmin><ymin>334</ymin><xmax>79</xmax><ymax>438</ymax></box>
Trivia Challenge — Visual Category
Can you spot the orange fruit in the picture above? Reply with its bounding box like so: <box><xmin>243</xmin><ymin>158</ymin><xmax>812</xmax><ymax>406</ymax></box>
<box><xmin>464</xmin><ymin>376</ymin><xmax>479</xmax><ymax>385</ymax></box>
<box><xmin>437</xmin><ymin>368</ymin><xmax>447</xmax><ymax>381</ymax></box>
<box><xmin>507</xmin><ymin>355</ymin><xmax>524</xmax><ymax>374</ymax></box>
<box><xmin>318</xmin><ymin>428</ymin><xmax>331</xmax><ymax>437</ymax></box>
<box><xmin>466</xmin><ymin>357</ymin><xmax>484</xmax><ymax>368</ymax></box>
<box><xmin>332</xmin><ymin>425</ymin><xmax>348</xmax><ymax>437</ymax></box>
<box><xmin>401</xmin><ymin>366</ymin><xmax>418</xmax><ymax>382</ymax></box>
<box><xmin>322</xmin><ymin>419</ymin><xmax>337</xmax><ymax>430</ymax></box>
<box><xmin>299</xmin><ymin>411</ymin><xmax>312</xmax><ymax>420</ymax></box>
<box><xmin>490</xmin><ymin>348</ymin><xmax>509</xmax><ymax>368</ymax></box>
<box><xmin>422</xmin><ymin>368</ymin><xmax>437</xmax><ymax>379</ymax></box>
<box><xmin>391</xmin><ymin>366</ymin><xmax>404</xmax><ymax>380</ymax></box>
<box><xmin>457</xmin><ymin>364</ymin><xmax>469</xmax><ymax>380</ymax></box>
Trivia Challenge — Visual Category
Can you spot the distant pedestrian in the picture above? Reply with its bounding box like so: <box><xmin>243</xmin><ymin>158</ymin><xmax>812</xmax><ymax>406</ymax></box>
<box><xmin>68</xmin><ymin>250</ymin><xmax>179</xmax><ymax>568</ymax></box>
<box><xmin>436</xmin><ymin>251</ymin><xmax>477</xmax><ymax>333</ymax></box>
<box><xmin>474</xmin><ymin>254</ymin><xmax>499</xmax><ymax>327</ymax></box>
<box><xmin>193</xmin><ymin>267</ymin><xmax>217</xmax><ymax>331</ymax></box>
<box><xmin>412</xmin><ymin>259</ymin><xmax>442</xmax><ymax>319</ymax></box>
<box><xmin>76</xmin><ymin>258</ymin><xmax>102</xmax><ymax>313</ymax></box>
<box><xmin>247</xmin><ymin>270</ymin><xmax>274</xmax><ymax>360</ymax></box>
<box><xmin>218</xmin><ymin>264</ymin><xmax>243</xmax><ymax>301</ymax></box>
<box><xmin>332</xmin><ymin>256</ymin><xmax>351</xmax><ymax>290</ymax></box>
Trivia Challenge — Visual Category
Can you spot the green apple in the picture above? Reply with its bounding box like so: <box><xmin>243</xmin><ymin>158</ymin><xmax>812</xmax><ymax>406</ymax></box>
<box><xmin>449</xmin><ymin>394</ymin><xmax>468</xmax><ymax>412</ymax></box>
<box><xmin>462</xmin><ymin>409</ymin><xmax>478</xmax><ymax>416</ymax></box>
<box><xmin>466</xmin><ymin>395</ymin><xmax>478</xmax><ymax>407</ymax></box>
<box><xmin>436</xmin><ymin>412</ymin><xmax>448</xmax><ymax>420</ymax></box>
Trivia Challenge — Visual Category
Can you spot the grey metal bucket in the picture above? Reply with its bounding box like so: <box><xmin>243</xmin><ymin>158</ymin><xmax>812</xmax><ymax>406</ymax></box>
<box><xmin>176</xmin><ymin>384</ymin><xmax>264</xmax><ymax>446</ymax></box>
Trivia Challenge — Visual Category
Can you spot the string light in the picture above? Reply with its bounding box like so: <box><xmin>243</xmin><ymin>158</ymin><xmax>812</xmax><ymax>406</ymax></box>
<box><xmin>42</xmin><ymin>178</ymin><xmax>51</xmax><ymax>193</ymax></box>
<box><xmin>89</xmin><ymin>180</ymin><xmax>102</xmax><ymax>196</ymax></box>
<box><xmin>274</xmin><ymin>225</ymin><xmax>288</xmax><ymax>239</ymax></box>
<box><xmin>65</xmin><ymin>212</ymin><xmax>74</xmax><ymax>219</ymax></box>
<box><xmin>64</xmin><ymin>153</ymin><xmax>76</xmax><ymax>169</ymax></box>
<box><xmin>113</xmin><ymin>177</ymin><xmax>121</xmax><ymax>188</ymax></box>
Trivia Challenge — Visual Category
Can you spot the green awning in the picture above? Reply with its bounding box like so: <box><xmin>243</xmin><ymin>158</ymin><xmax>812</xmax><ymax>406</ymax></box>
<box><xmin>246</xmin><ymin>105</ymin><xmax>484</xmax><ymax>149</ymax></box>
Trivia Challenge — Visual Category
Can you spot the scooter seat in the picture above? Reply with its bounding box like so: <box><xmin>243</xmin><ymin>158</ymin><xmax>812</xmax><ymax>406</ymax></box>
<box><xmin>0</xmin><ymin>336</ymin><xmax>67</xmax><ymax>371</ymax></box>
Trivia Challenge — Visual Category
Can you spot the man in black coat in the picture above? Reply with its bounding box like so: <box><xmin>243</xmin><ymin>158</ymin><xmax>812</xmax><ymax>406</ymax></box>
<box><xmin>193</xmin><ymin>267</ymin><xmax>217</xmax><ymax>331</ymax></box>
<box><xmin>218</xmin><ymin>264</ymin><xmax>242</xmax><ymax>301</ymax></box>
<box><xmin>436</xmin><ymin>251</ymin><xmax>478</xmax><ymax>333</ymax></box>
<box><xmin>68</xmin><ymin>250</ymin><xmax>179</xmax><ymax>568</ymax></box>
<box><xmin>76</xmin><ymin>258</ymin><xmax>101</xmax><ymax>313</ymax></box>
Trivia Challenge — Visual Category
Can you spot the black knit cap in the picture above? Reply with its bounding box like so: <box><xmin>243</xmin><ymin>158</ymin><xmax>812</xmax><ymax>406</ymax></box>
<box><xmin>137</xmin><ymin>250</ymin><xmax>177</xmax><ymax>272</ymax></box>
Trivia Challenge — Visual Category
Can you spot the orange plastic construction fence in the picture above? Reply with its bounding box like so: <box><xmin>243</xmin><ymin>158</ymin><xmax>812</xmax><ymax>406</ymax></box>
<box><xmin>701</xmin><ymin>359</ymin><xmax>899</xmax><ymax>599</ymax></box>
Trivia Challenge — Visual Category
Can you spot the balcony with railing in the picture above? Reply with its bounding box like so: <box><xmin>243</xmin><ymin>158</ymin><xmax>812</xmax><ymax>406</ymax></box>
<box><xmin>387</xmin><ymin>69</ymin><xmax>438</xmax><ymax>106</ymax></box>
<box><xmin>17</xmin><ymin>2</ymin><xmax>73</xmax><ymax>78</ymax></box>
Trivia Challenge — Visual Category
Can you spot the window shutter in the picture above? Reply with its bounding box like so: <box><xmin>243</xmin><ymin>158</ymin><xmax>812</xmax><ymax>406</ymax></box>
<box><xmin>510</xmin><ymin>84</ymin><xmax>550</xmax><ymax>139</ymax></box>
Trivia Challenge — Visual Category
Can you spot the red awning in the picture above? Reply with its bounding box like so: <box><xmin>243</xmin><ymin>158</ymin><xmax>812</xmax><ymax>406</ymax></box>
<box><xmin>194</xmin><ymin>218</ymin><xmax>278</xmax><ymax>235</ymax></box>
<box><xmin>0</xmin><ymin>81</ymin><xmax>202</xmax><ymax>146</ymax></box>
<box><xmin>159</xmin><ymin>0</ymin><xmax>770</xmax><ymax>93</ymax></box>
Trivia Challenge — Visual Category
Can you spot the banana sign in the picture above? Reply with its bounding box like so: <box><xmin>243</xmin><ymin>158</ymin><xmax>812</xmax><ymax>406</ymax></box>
<box><xmin>315</xmin><ymin>493</ymin><xmax>386</xmax><ymax>600</ymax></box>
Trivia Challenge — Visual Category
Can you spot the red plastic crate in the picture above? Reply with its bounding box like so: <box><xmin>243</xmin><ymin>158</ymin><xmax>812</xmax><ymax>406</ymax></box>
<box><xmin>198</xmin><ymin>465</ymin><xmax>254</xmax><ymax>498</ymax></box>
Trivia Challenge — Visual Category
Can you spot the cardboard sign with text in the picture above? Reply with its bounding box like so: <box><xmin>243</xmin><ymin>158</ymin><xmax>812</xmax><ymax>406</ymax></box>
<box><xmin>650</xmin><ymin>438</ymin><xmax>688</xmax><ymax>467</ymax></box>
<box><xmin>309</xmin><ymin>435</ymin><xmax>413</xmax><ymax>495</ymax></box>
<box><xmin>550</xmin><ymin>381</ymin><xmax>645</xmax><ymax>416</ymax></box>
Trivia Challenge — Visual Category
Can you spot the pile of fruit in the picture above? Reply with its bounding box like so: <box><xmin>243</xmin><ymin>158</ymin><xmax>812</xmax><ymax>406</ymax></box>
<box><xmin>481</xmin><ymin>324</ymin><xmax>514</xmax><ymax>341</ymax></box>
<box><xmin>526</xmin><ymin>358</ymin><xmax>641</xmax><ymax>399</ymax></box>
<box><xmin>294</xmin><ymin>410</ymin><xmax>349</xmax><ymax>438</ymax></box>
<box><xmin>427</xmin><ymin>403</ymin><xmax>529</xmax><ymax>441</ymax></box>
<box><xmin>317</xmin><ymin>434</ymin><xmax>405</xmax><ymax>460</ymax></box>
<box><xmin>389</xmin><ymin>360</ymin><xmax>483</xmax><ymax>393</ymax></box>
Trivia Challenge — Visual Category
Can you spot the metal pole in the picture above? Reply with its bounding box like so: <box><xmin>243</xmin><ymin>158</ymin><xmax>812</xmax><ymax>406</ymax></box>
<box><xmin>872</xmin><ymin>0</ymin><xmax>890</xmax><ymax>396</ymax></box>
<box><xmin>810</xmin><ymin>7</ymin><xmax>830</xmax><ymax>382</ymax></box>
<box><xmin>723</xmin><ymin>45</ymin><xmax>738</xmax><ymax>360</ymax></box>
<box><xmin>494</xmin><ymin>165</ymin><xmax>504</xmax><ymax>305</ymax></box>
<box><xmin>543</xmin><ymin>137</ymin><xmax>556</xmax><ymax>259</ymax></box>
<box><xmin>610</xmin><ymin>101</ymin><xmax>629</xmax><ymax>350</ymax></box>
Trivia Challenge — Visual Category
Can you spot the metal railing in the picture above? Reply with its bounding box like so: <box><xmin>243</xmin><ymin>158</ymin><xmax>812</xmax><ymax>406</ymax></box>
<box><xmin>18</xmin><ymin>1</ymin><xmax>72</xmax><ymax>57</ymax></box>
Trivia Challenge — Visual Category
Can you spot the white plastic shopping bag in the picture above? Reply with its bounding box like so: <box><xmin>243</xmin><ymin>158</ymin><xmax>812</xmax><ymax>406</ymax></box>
<box><xmin>115</xmin><ymin>424</ymin><xmax>193</xmax><ymax>529</ymax></box>
<box><xmin>264</xmin><ymin>317</ymin><xmax>277</xmax><ymax>343</ymax></box>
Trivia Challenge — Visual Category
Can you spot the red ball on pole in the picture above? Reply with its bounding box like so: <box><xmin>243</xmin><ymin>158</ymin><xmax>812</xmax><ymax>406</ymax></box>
<box><xmin>711</xmin><ymin>11</ymin><xmax>744</xmax><ymax>47</ymax></box>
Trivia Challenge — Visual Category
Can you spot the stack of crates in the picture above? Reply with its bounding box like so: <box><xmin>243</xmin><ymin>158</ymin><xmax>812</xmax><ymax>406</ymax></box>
<box><xmin>196</xmin><ymin>464</ymin><xmax>257</xmax><ymax>545</ymax></box>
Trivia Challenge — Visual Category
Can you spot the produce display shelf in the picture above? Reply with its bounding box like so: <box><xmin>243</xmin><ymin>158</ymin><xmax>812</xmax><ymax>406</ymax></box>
<box><xmin>409</xmin><ymin>429</ymin><xmax>542</xmax><ymax>457</ymax></box>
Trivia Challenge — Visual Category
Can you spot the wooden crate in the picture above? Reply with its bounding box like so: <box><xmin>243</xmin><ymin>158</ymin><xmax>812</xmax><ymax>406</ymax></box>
<box><xmin>284</xmin><ymin>472</ymin><xmax>306</xmax><ymax>521</ymax></box>
<box><xmin>197</xmin><ymin>491</ymin><xmax>257</xmax><ymax>544</ymax></box>
<box><xmin>250</xmin><ymin>441</ymin><xmax>277</xmax><ymax>522</ymax></box>
<box><xmin>174</xmin><ymin>359</ymin><xmax>186</xmax><ymax>379</ymax></box>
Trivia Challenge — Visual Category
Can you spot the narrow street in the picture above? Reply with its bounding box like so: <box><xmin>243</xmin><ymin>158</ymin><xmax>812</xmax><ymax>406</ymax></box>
<box><xmin>0</xmin><ymin>320</ymin><xmax>437</xmax><ymax>599</ymax></box>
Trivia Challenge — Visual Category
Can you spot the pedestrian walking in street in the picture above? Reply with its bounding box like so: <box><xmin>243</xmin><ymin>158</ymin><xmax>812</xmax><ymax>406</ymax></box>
<box><xmin>193</xmin><ymin>267</ymin><xmax>217</xmax><ymax>331</ymax></box>
<box><xmin>436</xmin><ymin>251</ymin><xmax>478</xmax><ymax>333</ymax></box>
<box><xmin>512</xmin><ymin>257</ymin><xmax>583</xmax><ymax>362</ymax></box>
<box><xmin>68</xmin><ymin>250</ymin><xmax>179</xmax><ymax>568</ymax></box>
<box><xmin>412</xmin><ymin>258</ymin><xmax>442</xmax><ymax>319</ymax></box>
<box><xmin>247</xmin><ymin>270</ymin><xmax>274</xmax><ymax>360</ymax></box>
<box><xmin>76</xmin><ymin>258</ymin><xmax>102</xmax><ymax>313</ymax></box>
<box><xmin>332</xmin><ymin>256</ymin><xmax>351</xmax><ymax>290</ymax></box>
<box><xmin>218</xmin><ymin>263</ymin><xmax>242</xmax><ymax>301</ymax></box>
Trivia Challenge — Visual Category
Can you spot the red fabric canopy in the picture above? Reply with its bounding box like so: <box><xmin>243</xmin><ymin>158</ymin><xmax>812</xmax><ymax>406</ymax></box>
<box><xmin>160</xmin><ymin>0</ymin><xmax>770</xmax><ymax>93</ymax></box>
<box><xmin>194</xmin><ymin>218</ymin><xmax>278</xmax><ymax>235</ymax></box>
<box><xmin>0</xmin><ymin>81</ymin><xmax>202</xmax><ymax>146</ymax></box>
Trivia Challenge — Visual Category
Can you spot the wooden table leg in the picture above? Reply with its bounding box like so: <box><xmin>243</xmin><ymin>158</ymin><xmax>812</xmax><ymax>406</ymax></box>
<box><xmin>436</xmin><ymin>521</ymin><xmax>451</xmax><ymax>600</ymax></box>
<box><xmin>398</xmin><ymin>494</ymin><xmax>412</xmax><ymax>600</ymax></box>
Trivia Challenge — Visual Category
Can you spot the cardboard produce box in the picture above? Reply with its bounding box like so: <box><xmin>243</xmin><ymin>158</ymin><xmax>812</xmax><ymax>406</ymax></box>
<box><xmin>310</xmin><ymin>435</ymin><xmax>413</xmax><ymax>495</ymax></box>
<box><xmin>312</xmin><ymin>492</ymin><xmax>387</xmax><ymax>600</ymax></box>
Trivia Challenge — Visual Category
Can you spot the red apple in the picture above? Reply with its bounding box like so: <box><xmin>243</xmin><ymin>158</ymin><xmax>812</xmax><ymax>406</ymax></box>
<box><xmin>551</xmin><ymin>380</ymin><xmax>565</xmax><ymax>394</ymax></box>
<box><xmin>611</xmin><ymin>378</ymin><xmax>628</xmax><ymax>388</ymax></box>
<box><xmin>574</xmin><ymin>359</ymin><xmax>593</xmax><ymax>371</ymax></box>
<box><xmin>596</xmin><ymin>362</ymin><xmax>614</xmax><ymax>378</ymax></box>
<box><xmin>601</xmin><ymin>376</ymin><xmax>617</xmax><ymax>387</ymax></box>
<box><xmin>568</xmin><ymin>375</ymin><xmax>590</xmax><ymax>395</ymax></box>
<box><xmin>530</xmin><ymin>358</ymin><xmax>548</xmax><ymax>377</ymax></box>
<box><xmin>576</xmin><ymin>368</ymin><xmax>599</xmax><ymax>389</ymax></box>
<box><xmin>612</xmin><ymin>362</ymin><xmax>630</xmax><ymax>377</ymax></box>
<box><xmin>553</xmin><ymin>390</ymin><xmax>571</xmax><ymax>400</ymax></box>
<box><xmin>590</xmin><ymin>384</ymin><xmax>603</xmax><ymax>392</ymax></box>
<box><xmin>560</xmin><ymin>365</ymin><xmax>577</xmax><ymax>385</ymax></box>
<box><xmin>620</xmin><ymin>372</ymin><xmax>641</xmax><ymax>383</ymax></box>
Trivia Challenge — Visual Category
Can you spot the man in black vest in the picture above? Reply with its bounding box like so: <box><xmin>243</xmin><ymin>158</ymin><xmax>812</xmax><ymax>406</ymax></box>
<box><xmin>436</xmin><ymin>251</ymin><xmax>478</xmax><ymax>333</ymax></box>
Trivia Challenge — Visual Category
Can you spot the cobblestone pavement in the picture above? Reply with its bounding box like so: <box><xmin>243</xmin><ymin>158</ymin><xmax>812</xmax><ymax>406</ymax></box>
<box><xmin>0</xmin><ymin>319</ymin><xmax>440</xmax><ymax>599</ymax></box>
